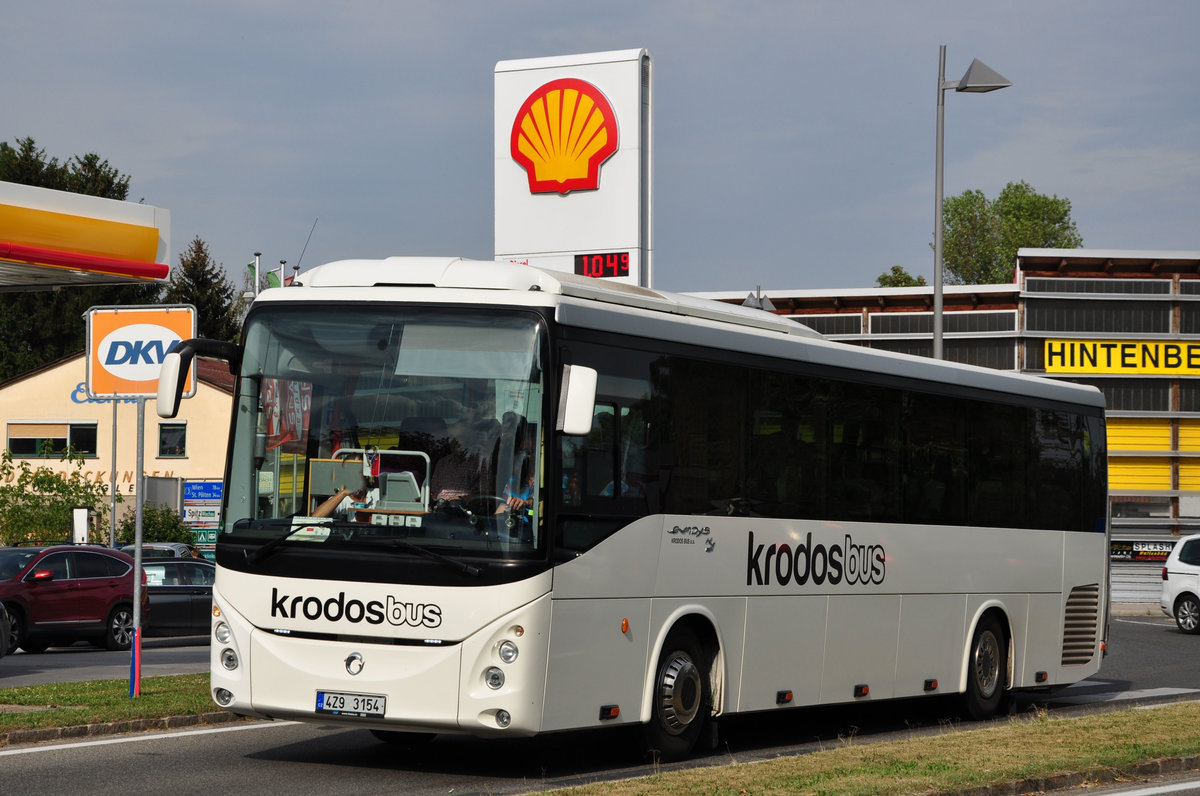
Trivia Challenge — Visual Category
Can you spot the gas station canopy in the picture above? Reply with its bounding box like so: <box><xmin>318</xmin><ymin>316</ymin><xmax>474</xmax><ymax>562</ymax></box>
<box><xmin>0</xmin><ymin>180</ymin><xmax>170</xmax><ymax>292</ymax></box>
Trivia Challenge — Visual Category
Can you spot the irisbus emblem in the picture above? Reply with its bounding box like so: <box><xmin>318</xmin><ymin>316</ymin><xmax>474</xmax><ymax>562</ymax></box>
<box><xmin>510</xmin><ymin>77</ymin><xmax>619</xmax><ymax>195</ymax></box>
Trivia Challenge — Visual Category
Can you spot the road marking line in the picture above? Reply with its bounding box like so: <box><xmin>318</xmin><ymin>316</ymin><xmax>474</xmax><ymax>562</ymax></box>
<box><xmin>1103</xmin><ymin>781</ymin><xmax>1200</xmax><ymax>795</ymax></box>
<box><xmin>1115</xmin><ymin>617</ymin><xmax>1174</xmax><ymax>628</ymax></box>
<box><xmin>0</xmin><ymin>720</ymin><xmax>300</xmax><ymax>757</ymax></box>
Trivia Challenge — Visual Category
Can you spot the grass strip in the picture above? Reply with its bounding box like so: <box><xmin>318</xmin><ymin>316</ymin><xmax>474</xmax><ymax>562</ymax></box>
<box><xmin>561</xmin><ymin>703</ymin><xmax>1200</xmax><ymax>796</ymax></box>
<box><xmin>2</xmin><ymin>676</ymin><xmax>1198</xmax><ymax>795</ymax></box>
<box><xmin>0</xmin><ymin>673</ymin><xmax>213</xmax><ymax>731</ymax></box>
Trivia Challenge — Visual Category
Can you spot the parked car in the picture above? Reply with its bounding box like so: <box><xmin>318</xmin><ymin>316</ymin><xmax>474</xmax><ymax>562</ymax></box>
<box><xmin>0</xmin><ymin>545</ymin><xmax>147</xmax><ymax>653</ymax></box>
<box><xmin>120</xmin><ymin>542</ymin><xmax>200</xmax><ymax>559</ymax></box>
<box><xmin>0</xmin><ymin>605</ymin><xmax>9</xmax><ymax>658</ymax></box>
<box><xmin>1161</xmin><ymin>533</ymin><xmax>1200</xmax><ymax>633</ymax></box>
<box><xmin>142</xmin><ymin>559</ymin><xmax>215</xmax><ymax>637</ymax></box>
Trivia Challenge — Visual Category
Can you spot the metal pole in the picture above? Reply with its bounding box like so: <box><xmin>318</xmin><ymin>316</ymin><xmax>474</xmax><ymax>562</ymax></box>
<box><xmin>933</xmin><ymin>44</ymin><xmax>947</xmax><ymax>361</ymax></box>
<box><xmin>131</xmin><ymin>397</ymin><xmax>145</xmax><ymax>696</ymax></box>
<box><xmin>254</xmin><ymin>252</ymin><xmax>262</xmax><ymax>297</ymax></box>
<box><xmin>110</xmin><ymin>398</ymin><xmax>118</xmax><ymax>546</ymax></box>
<box><xmin>133</xmin><ymin>398</ymin><xmax>144</xmax><ymax>630</ymax></box>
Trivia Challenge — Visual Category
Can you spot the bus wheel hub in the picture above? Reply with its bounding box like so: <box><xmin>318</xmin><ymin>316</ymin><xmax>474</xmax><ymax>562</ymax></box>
<box><xmin>659</xmin><ymin>653</ymin><xmax>701</xmax><ymax>733</ymax></box>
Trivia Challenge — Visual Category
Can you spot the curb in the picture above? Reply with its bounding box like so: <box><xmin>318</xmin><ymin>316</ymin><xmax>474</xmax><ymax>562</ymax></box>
<box><xmin>1111</xmin><ymin>601</ymin><xmax>1161</xmax><ymax>617</ymax></box>
<box><xmin>939</xmin><ymin>753</ymin><xmax>1200</xmax><ymax>795</ymax></box>
<box><xmin>0</xmin><ymin>710</ymin><xmax>243</xmax><ymax>748</ymax></box>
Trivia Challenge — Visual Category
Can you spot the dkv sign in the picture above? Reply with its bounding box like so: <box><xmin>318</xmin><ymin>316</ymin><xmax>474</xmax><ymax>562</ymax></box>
<box><xmin>86</xmin><ymin>306</ymin><xmax>196</xmax><ymax>399</ymax></box>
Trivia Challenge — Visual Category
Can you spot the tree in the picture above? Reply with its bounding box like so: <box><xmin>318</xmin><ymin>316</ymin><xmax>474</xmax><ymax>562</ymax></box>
<box><xmin>0</xmin><ymin>137</ymin><xmax>162</xmax><ymax>382</ymax></box>
<box><xmin>116</xmin><ymin>503</ymin><xmax>196</xmax><ymax>545</ymax></box>
<box><xmin>162</xmin><ymin>236</ymin><xmax>241</xmax><ymax>343</ymax></box>
<box><xmin>0</xmin><ymin>137</ymin><xmax>131</xmax><ymax>198</ymax></box>
<box><xmin>941</xmin><ymin>180</ymin><xmax>1082</xmax><ymax>284</ymax></box>
<box><xmin>0</xmin><ymin>448</ymin><xmax>114</xmax><ymax>545</ymax></box>
<box><xmin>876</xmin><ymin>266</ymin><xmax>928</xmax><ymax>288</ymax></box>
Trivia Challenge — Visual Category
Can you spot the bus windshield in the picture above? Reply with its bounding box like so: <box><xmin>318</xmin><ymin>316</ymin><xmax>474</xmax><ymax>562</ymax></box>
<box><xmin>224</xmin><ymin>306</ymin><xmax>546</xmax><ymax>563</ymax></box>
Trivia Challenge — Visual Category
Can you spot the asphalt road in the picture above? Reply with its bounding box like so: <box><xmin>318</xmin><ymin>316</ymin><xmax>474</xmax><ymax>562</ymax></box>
<box><xmin>1</xmin><ymin>636</ymin><xmax>209</xmax><ymax>689</ymax></box>
<box><xmin>1</xmin><ymin>614</ymin><xmax>1197</xmax><ymax>795</ymax></box>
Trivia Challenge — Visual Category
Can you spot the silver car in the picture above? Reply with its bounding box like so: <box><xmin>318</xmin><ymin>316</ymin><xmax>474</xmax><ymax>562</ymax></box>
<box><xmin>1161</xmin><ymin>534</ymin><xmax>1200</xmax><ymax>633</ymax></box>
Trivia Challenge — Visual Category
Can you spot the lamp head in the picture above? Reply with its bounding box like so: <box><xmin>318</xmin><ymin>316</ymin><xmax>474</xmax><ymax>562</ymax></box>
<box><xmin>956</xmin><ymin>58</ymin><xmax>1011</xmax><ymax>93</ymax></box>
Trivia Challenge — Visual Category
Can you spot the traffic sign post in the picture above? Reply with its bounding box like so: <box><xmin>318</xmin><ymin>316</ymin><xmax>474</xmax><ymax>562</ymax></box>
<box><xmin>183</xmin><ymin>480</ymin><xmax>223</xmax><ymax>560</ymax></box>
<box><xmin>86</xmin><ymin>305</ymin><xmax>196</xmax><ymax>698</ymax></box>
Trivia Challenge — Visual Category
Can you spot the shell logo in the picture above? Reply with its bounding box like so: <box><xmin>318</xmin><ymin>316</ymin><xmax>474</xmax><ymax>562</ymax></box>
<box><xmin>510</xmin><ymin>78</ymin><xmax>619</xmax><ymax>195</ymax></box>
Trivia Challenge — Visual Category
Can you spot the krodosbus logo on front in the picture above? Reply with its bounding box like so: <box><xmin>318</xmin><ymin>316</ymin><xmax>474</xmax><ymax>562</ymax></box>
<box><xmin>86</xmin><ymin>305</ymin><xmax>196</xmax><ymax>399</ymax></box>
<box><xmin>270</xmin><ymin>587</ymin><xmax>443</xmax><ymax>629</ymax></box>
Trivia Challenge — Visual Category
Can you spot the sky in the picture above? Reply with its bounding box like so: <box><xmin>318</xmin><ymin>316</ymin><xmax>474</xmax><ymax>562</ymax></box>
<box><xmin>4</xmin><ymin>1</ymin><xmax>1199</xmax><ymax>294</ymax></box>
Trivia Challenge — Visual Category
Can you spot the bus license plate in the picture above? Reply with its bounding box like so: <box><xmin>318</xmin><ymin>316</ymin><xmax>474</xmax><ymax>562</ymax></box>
<box><xmin>316</xmin><ymin>690</ymin><xmax>386</xmax><ymax>718</ymax></box>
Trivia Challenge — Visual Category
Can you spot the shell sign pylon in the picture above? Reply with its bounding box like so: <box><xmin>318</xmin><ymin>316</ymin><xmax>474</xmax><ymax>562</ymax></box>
<box><xmin>510</xmin><ymin>78</ymin><xmax>618</xmax><ymax>195</ymax></box>
<box><xmin>494</xmin><ymin>49</ymin><xmax>651</xmax><ymax>286</ymax></box>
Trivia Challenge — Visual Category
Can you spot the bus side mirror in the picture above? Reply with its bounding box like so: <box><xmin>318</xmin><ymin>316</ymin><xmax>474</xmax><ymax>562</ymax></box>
<box><xmin>157</xmin><ymin>337</ymin><xmax>242</xmax><ymax>419</ymax></box>
<box><xmin>157</xmin><ymin>350</ymin><xmax>190</xmax><ymax>419</ymax></box>
<box><xmin>557</xmin><ymin>364</ymin><xmax>597</xmax><ymax>436</ymax></box>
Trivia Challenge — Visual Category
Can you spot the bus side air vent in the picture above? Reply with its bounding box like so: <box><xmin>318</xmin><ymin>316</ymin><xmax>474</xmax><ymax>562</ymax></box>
<box><xmin>1061</xmin><ymin>583</ymin><xmax>1100</xmax><ymax>666</ymax></box>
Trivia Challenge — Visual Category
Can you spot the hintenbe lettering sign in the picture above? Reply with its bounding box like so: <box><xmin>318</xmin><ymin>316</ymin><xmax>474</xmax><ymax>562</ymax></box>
<box><xmin>1044</xmin><ymin>339</ymin><xmax>1200</xmax><ymax>375</ymax></box>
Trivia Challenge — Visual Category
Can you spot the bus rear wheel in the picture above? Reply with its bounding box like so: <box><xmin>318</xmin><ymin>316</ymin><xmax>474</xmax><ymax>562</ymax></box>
<box><xmin>962</xmin><ymin>615</ymin><xmax>1006</xmax><ymax>720</ymax></box>
<box><xmin>642</xmin><ymin>626</ymin><xmax>710</xmax><ymax>761</ymax></box>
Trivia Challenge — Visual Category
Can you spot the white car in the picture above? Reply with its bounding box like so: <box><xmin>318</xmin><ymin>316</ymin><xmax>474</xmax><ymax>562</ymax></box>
<box><xmin>1161</xmin><ymin>534</ymin><xmax>1200</xmax><ymax>634</ymax></box>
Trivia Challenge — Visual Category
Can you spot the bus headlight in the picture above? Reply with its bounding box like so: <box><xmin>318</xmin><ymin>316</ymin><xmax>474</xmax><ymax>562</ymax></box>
<box><xmin>221</xmin><ymin>648</ymin><xmax>239</xmax><ymax>671</ymax></box>
<box><xmin>214</xmin><ymin>688</ymin><xmax>234</xmax><ymax>706</ymax></box>
<box><xmin>484</xmin><ymin>667</ymin><xmax>505</xmax><ymax>690</ymax></box>
<box><xmin>498</xmin><ymin>640</ymin><xmax>519</xmax><ymax>664</ymax></box>
<box><xmin>214</xmin><ymin>621</ymin><xmax>232</xmax><ymax>644</ymax></box>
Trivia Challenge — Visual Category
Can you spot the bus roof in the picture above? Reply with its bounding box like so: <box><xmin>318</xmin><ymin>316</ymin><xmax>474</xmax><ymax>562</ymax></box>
<box><xmin>292</xmin><ymin>256</ymin><xmax>824</xmax><ymax>340</ymax></box>
<box><xmin>280</xmin><ymin>257</ymin><xmax>1105</xmax><ymax>411</ymax></box>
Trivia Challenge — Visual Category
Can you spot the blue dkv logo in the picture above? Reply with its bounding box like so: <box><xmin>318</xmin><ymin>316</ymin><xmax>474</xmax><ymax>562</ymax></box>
<box><xmin>105</xmin><ymin>339</ymin><xmax>176</xmax><ymax>366</ymax></box>
<box><xmin>97</xmin><ymin>323</ymin><xmax>183</xmax><ymax>382</ymax></box>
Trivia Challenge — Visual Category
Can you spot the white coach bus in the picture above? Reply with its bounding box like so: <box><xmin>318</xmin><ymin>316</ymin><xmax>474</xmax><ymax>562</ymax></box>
<box><xmin>158</xmin><ymin>257</ymin><xmax>1109</xmax><ymax>759</ymax></box>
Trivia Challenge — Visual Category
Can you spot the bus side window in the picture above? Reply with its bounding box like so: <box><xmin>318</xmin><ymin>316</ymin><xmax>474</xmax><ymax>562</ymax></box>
<box><xmin>559</xmin><ymin>404</ymin><xmax>611</xmax><ymax>506</ymax></box>
<box><xmin>587</xmin><ymin>404</ymin><xmax>618</xmax><ymax>497</ymax></box>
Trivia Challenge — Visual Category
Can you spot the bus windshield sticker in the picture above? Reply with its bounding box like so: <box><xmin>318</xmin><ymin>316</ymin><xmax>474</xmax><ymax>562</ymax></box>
<box><xmin>288</xmin><ymin>520</ymin><xmax>333</xmax><ymax>543</ymax></box>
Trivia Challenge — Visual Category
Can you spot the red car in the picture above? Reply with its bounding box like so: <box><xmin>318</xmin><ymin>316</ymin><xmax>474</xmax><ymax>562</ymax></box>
<box><xmin>0</xmin><ymin>545</ymin><xmax>148</xmax><ymax>654</ymax></box>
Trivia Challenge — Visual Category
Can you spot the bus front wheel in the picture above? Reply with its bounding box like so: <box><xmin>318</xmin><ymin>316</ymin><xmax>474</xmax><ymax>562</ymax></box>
<box><xmin>962</xmin><ymin>615</ymin><xmax>1007</xmax><ymax>720</ymax></box>
<box><xmin>642</xmin><ymin>626</ymin><xmax>710</xmax><ymax>761</ymax></box>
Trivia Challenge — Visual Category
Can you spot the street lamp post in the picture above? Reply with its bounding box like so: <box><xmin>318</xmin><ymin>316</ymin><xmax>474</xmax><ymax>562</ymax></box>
<box><xmin>933</xmin><ymin>45</ymin><xmax>1011</xmax><ymax>360</ymax></box>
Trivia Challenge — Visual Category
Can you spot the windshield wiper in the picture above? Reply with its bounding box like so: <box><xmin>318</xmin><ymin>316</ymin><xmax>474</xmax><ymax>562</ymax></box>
<box><xmin>351</xmin><ymin>535</ymin><xmax>483</xmax><ymax>577</ymax></box>
<box><xmin>238</xmin><ymin>518</ymin><xmax>482</xmax><ymax>577</ymax></box>
<box><xmin>239</xmin><ymin>518</ymin><xmax>330</xmax><ymax>565</ymax></box>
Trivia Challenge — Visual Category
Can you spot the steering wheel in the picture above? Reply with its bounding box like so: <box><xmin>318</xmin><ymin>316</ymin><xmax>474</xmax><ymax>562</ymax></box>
<box><xmin>462</xmin><ymin>495</ymin><xmax>509</xmax><ymax>516</ymax></box>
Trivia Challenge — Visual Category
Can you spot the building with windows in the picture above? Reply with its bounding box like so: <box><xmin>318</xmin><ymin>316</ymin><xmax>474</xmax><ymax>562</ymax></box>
<box><xmin>699</xmin><ymin>248</ymin><xmax>1200</xmax><ymax>555</ymax></box>
<box><xmin>0</xmin><ymin>352</ymin><xmax>232</xmax><ymax>531</ymax></box>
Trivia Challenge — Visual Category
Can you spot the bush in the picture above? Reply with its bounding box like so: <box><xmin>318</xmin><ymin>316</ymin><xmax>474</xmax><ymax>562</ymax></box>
<box><xmin>116</xmin><ymin>503</ymin><xmax>197</xmax><ymax>545</ymax></box>
<box><xmin>0</xmin><ymin>448</ymin><xmax>113</xmax><ymax>546</ymax></box>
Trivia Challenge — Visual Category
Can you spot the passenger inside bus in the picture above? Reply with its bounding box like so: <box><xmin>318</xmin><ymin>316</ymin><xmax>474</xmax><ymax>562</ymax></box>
<box><xmin>429</xmin><ymin>414</ymin><xmax>501</xmax><ymax>504</ymax></box>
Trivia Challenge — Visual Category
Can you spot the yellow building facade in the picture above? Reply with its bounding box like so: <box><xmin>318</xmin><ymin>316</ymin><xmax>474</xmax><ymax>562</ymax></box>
<box><xmin>0</xmin><ymin>353</ymin><xmax>232</xmax><ymax>535</ymax></box>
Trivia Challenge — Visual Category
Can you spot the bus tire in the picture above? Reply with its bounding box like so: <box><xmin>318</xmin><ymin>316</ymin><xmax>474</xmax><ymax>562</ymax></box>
<box><xmin>962</xmin><ymin>615</ymin><xmax>1006</xmax><ymax>720</ymax></box>
<box><xmin>641</xmin><ymin>626</ymin><xmax>710</xmax><ymax>762</ymax></box>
